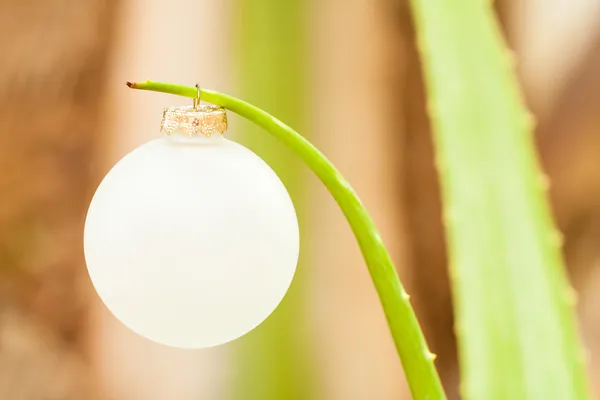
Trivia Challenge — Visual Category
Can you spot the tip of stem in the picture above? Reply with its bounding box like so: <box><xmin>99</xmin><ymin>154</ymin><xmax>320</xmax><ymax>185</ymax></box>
<box><xmin>126</xmin><ymin>81</ymin><xmax>135</xmax><ymax>88</ymax></box>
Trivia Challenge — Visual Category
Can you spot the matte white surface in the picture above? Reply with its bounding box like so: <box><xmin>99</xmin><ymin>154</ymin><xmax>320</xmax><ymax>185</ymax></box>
<box><xmin>84</xmin><ymin>135</ymin><xmax>299</xmax><ymax>349</ymax></box>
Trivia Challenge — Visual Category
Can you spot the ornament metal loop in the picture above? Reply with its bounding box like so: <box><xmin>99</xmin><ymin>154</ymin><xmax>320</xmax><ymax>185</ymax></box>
<box><xmin>193</xmin><ymin>83</ymin><xmax>201</xmax><ymax>110</ymax></box>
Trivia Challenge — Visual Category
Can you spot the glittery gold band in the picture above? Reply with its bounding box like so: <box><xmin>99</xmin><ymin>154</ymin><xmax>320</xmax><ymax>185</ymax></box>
<box><xmin>160</xmin><ymin>105</ymin><xmax>228</xmax><ymax>137</ymax></box>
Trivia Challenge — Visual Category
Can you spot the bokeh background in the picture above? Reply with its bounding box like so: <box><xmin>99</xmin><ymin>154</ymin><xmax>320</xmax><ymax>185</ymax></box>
<box><xmin>1</xmin><ymin>0</ymin><xmax>599</xmax><ymax>399</ymax></box>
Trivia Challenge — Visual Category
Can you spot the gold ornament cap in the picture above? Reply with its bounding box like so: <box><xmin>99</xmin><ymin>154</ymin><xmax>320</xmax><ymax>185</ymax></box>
<box><xmin>160</xmin><ymin>104</ymin><xmax>228</xmax><ymax>137</ymax></box>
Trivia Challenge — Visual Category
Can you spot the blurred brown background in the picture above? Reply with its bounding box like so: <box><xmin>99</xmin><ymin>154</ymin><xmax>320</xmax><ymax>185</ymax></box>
<box><xmin>0</xmin><ymin>0</ymin><xmax>599</xmax><ymax>399</ymax></box>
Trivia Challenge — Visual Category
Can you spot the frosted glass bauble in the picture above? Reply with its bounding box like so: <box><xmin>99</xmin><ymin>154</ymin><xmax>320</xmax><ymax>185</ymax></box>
<box><xmin>84</xmin><ymin>135</ymin><xmax>299</xmax><ymax>349</ymax></box>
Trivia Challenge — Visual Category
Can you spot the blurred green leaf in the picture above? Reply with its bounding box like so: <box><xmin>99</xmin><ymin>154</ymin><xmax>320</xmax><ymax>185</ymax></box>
<box><xmin>408</xmin><ymin>1</ymin><xmax>591</xmax><ymax>399</ymax></box>
<box><xmin>229</xmin><ymin>1</ymin><xmax>314</xmax><ymax>400</ymax></box>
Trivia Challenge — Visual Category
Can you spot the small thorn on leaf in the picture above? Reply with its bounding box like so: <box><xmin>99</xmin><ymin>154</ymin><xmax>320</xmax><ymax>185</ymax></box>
<box><xmin>506</xmin><ymin>49</ymin><xmax>517</xmax><ymax>68</ymax></box>
<box><xmin>584</xmin><ymin>348</ymin><xmax>591</xmax><ymax>363</ymax></box>
<box><xmin>426</xmin><ymin>101</ymin><xmax>437</xmax><ymax>119</ymax></box>
<box><xmin>538</xmin><ymin>174</ymin><xmax>550</xmax><ymax>190</ymax></box>
<box><xmin>443</xmin><ymin>208</ymin><xmax>458</xmax><ymax>226</ymax></box>
<box><xmin>524</xmin><ymin>111</ymin><xmax>537</xmax><ymax>130</ymax></box>
<box><xmin>550</xmin><ymin>230</ymin><xmax>564</xmax><ymax>247</ymax></box>
<box><xmin>565</xmin><ymin>287</ymin><xmax>578</xmax><ymax>305</ymax></box>
<box><xmin>126</xmin><ymin>81</ymin><xmax>135</xmax><ymax>88</ymax></box>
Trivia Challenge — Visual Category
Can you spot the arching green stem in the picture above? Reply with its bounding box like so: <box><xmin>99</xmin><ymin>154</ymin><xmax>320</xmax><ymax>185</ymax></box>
<box><xmin>127</xmin><ymin>80</ymin><xmax>447</xmax><ymax>400</ymax></box>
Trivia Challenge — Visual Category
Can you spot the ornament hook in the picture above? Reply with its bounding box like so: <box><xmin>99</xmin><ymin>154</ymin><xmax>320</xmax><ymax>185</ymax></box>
<box><xmin>193</xmin><ymin>84</ymin><xmax>201</xmax><ymax>110</ymax></box>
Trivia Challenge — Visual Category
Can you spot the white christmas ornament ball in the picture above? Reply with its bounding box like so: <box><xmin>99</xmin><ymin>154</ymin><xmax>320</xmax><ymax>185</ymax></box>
<box><xmin>84</xmin><ymin>117</ymin><xmax>299</xmax><ymax>349</ymax></box>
